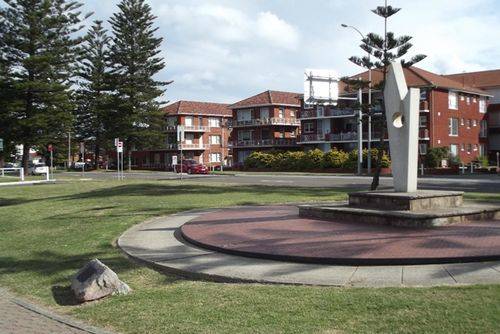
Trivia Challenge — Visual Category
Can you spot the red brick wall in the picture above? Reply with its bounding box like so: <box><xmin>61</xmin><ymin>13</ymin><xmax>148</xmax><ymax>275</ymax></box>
<box><xmin>429</xmin><ymin>89</ymin><xmax>488</xmax><ymax>163</ymax></box>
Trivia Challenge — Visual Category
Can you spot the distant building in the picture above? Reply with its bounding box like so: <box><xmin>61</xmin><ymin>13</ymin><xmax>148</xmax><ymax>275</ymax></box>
<box><xmin>132</xmin><ymin>101</ymin><xmax>232</xmax><ymax>169</ymax></box>
<box><xmin>444</xmin><ymin>69</ymin><xmax>500</xmax><ymax>160</ymax></box>
<box><xmin>299</xmin><ymin>66</ymin><xmax>491</xmax><ymax>164</ymax></box>
<box><xmin>229</xmin><ymin>90</ymin><xmax>302</xmax><ymax>164</ymax></box>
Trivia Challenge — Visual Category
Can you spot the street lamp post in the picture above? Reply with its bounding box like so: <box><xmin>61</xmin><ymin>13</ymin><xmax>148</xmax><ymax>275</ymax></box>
<box><xmin>341</xmin><ymin>24</ymin><xmax>373</xmax><ymax>174</ymax></box>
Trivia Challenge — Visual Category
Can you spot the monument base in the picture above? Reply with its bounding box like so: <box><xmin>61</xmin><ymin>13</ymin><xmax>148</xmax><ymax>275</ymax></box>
<box><xmin>299</xmin><ymin>190</ymin><xmax>500</xmax><ymax>228</ymax></box>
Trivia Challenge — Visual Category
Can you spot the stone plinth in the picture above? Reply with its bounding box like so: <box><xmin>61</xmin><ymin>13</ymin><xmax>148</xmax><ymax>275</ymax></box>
<box><xmin>299</xmin><ymin>190</ymin><xmax>500</xmax><ymax>228</ymax></box>
<box><xmin>348</xmin><ymin>190</ymin><xmax>464</xmax><ymax>211</ymax></box>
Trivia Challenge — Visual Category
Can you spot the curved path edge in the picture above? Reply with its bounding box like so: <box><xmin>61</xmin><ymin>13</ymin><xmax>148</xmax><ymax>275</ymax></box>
<box><xmin>117</xmin><ymin>207</ymin><xmax>500</xmax><ymax>287</ymax></box>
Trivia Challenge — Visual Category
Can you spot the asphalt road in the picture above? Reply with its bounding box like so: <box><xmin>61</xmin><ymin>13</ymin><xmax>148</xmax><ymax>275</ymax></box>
<box><xmin>60</xmin><ymin>171</ymin><xmax>500</xmax><ymax>193</ymax></box>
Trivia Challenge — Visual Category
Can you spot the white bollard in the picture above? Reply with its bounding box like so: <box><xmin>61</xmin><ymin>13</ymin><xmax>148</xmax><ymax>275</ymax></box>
<box><xmin>20</xmin><ymin>168</ymin><xmax>25</xmax><ymax>181</ymax></box>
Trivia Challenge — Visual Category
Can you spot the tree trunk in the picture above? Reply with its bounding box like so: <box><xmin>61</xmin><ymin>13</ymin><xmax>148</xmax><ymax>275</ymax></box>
<box><xmin>22</xmin><ymin>143</ymin><xmax>30</xmax><ymax>176</ymax></box>
<box><xmin>94</xmin><ymin>142</ymin><xmax>100</xmax><ymax>170</ymax></box>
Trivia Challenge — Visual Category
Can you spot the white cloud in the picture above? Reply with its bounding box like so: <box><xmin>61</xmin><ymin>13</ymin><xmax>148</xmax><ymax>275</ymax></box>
<box><xmin>256</xmin><ymin>12</ymin><xmax>299</xmax><ymax>50</ymax></box>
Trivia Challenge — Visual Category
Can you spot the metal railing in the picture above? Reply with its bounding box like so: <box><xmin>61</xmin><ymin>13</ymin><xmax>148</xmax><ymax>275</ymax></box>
<box><xmin>183</xmin><ymin>125</ymin><xmax>210</xmax><ymax>132</ymax></box>
<box><xmin>298</xmin><ymin>133</ymin><xmax>325</xmax><ymax>143</ymax></box>
<box><xmin>232</xmin><ymin>118</ymin><xmax>300</xmax><ymax>127</ymax></box>
<box><xmin>229</xmin><ymin>138</ymin><xmax>298</xmax><ymax>148</ymax></box>
<box><xmin>179</xmin><ymin>143</ymin><xmax>210</xmax><ymax>150</ymax></box>
<box><xmin>325</xmin><ymin>132</ymin><xmax>358</xmax><ymax>142</ymax></box>
<box><xmin>300</xmin><ymin>108</ymin><xmax>357</xmax><ymax>119</ymax></box>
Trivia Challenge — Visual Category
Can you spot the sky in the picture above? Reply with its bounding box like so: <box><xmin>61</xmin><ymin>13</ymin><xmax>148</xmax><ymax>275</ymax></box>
<box><xmin>81</xmin><ymin>0</ymin><xmax>500</xmax><ymax>104</ymax></box>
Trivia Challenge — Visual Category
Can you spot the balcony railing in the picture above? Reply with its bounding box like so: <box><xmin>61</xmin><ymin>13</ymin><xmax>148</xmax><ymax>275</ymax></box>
<box><xmin>300</xmin><ymin>108</ymin><xmax>357</xmax><ymax>119</ymax></box>
<box><xmin>164</xmin><ymin>143</ymin><xmax>210</xmax><ymax>150</ymax></box>
<box><xmin>325</xmin><ymin>132</ymin><xmax>358</xmax><ymax>142</ymax></box>
<box><xmin>179</xmin><ymin>143</ymin><xmax>210</xmax><ymax>150</ymax></box>
<box><xmin>232</xmin><ymin>118</ymin><xmax>300</xmax><ymax>128</ymax></box>
<box><xmin>183</xmin><ymin>125</ymin><xmax>210</xmax><ymax>132</ymax></box>
<box><xmin>419</xmin><ymin>128</ymin><xmax>430</xmax><ymax>140</ymax></box>
<box><xmin>164</xmin><ymin>125</ymin><xmax>177</xmax><ymax>132</ymax></box>
<box><xmin>230</xmin><ymin>138</ymin><xmax>298</xmax><ymax>148</ymax></box>
<box><xmin>297</xmin><ymin>133</ymin><xmax>325</xmax><ymax>143</ymax></box>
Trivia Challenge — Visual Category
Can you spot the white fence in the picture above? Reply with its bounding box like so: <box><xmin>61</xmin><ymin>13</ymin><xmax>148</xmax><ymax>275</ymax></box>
<box><xmin>0</xmin><ymin>168</ymin><xmax>25</xmax><ymax>181</ymax></box>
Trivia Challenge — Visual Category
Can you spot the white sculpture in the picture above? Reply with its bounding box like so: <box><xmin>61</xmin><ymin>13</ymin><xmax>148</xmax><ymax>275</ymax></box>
<box><xmin>384</xmin><ymin>62</ymin><xmax>420</xmax><ymax>192</ymax></box>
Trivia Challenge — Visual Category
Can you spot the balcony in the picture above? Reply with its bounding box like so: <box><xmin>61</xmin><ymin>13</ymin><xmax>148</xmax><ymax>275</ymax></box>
<box><xmin>297</xmin><ymin>133</ymin><xmax>325</xmax><ymax>143</ymax></box>
<box><xmin>325</xmin><ymin>132</ymin><xmax>358</xmax><ymax>142</ymax></box>
<box><xmin>164</xmin><ymin>143</ymin><xmax>210</xmax><ymax>150</ymax></box>
<box><xmin>420</xmin><ymin>101</ymin><xmax>430</xmax><ymax>112</ymax></box>
<box><xmin>300</xmin><ymin>108</ymin><xmax>357</xmax><ymax>119</ymax></box>
<box><xmin>230</xmin><ymin>138</ymin><xmax>298</xmax><ymax>148</ymax></box>
<box><xmin>232</xmin><ymin>118</ymin><xmax>300</xmax><ymax>128</ymax></box>
<box><xmin>419</xmin><ymin>128</ymin><xmax>430</xmax><ymax>140</ymax></box>
<box><xmin>179</xmin><ymin>143</ymin><xmax>210</xmax><ymax>150</ymax></box>
<box><xmin>164</xmin><ymin>125</ymin><xmax>177</xmax><ymax>132</ymax></box>
<box><xmin>183</xmin><ymin>125</ymin><xmax>210</xmax><ymax>132</ymax></box>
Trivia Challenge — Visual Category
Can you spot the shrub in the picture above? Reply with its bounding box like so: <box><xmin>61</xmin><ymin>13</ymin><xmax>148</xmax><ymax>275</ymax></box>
<box><xmin>426</xmin><ymin>147</ymin><xmax>449</xmax><ymax>168</ymax></box>
<box><xmin>303</xmin><ymin>149</ymin><xmax>325</xmax><ymax>169</ymax></box>
<box><xmin>478</xmin><ymin>155</ymin><xmax>489</xmax><ymax>167</ymax></box>
<box><xmin>324</xmin><ymin>148</ymin><xmax>349</xmax><ymax>168</ymax></box>
<box><xmin>244</xmin><ymin>151</ymin><xmax>275</xmax><ymax>169</ymax></box>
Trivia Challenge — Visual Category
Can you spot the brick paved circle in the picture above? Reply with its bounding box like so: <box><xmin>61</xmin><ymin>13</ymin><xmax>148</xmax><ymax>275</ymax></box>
<box><xmin>180</xmin><ymin>205</ymin><xmax>500</xmax><ymax>265</ymax></box>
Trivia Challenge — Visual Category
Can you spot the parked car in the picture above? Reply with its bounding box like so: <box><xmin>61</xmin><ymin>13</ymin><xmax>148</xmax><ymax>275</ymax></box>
<box><xmin>174</xmin><ymin>159</ymin><xmax>208</xmax><ymax>174</ymax></box>
<box><xmin>28</xmin><ymin>163</ymin><xmax>48</xmax><ymax>175</ymax></box>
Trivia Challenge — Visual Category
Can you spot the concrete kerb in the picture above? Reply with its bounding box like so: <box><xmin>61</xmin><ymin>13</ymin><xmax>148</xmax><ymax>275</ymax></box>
<box><xmin>117</xmin><ymin>206</ymin><xmax>500</xmax><ymax>287</ymax></box>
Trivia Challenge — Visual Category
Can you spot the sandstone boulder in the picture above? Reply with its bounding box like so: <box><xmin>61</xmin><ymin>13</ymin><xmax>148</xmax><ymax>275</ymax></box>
<box><xmin>71</xmin><ymin>259</ymin><xmax>131</xmax><ymax>302</ymax></box>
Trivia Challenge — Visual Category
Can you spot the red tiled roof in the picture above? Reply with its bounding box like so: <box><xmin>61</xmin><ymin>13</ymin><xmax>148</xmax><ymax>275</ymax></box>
<box><xmin>229</xmin><ymin>90</ymin><xmax>302</xmax><ymax>109</ymax></box>
<box><xmin>444</xmin><ymin>69</ymin><xmax>500</xmax><ymax>89</ymax></box>
<box><xmin>345</xmin><ymin>66</ymin><xmax>489</xmax><ymax>96</ymax></box>
<box><xmin>163</xmin><ymin>101</ymin><xmax>232</xmax><ymax>117</ymax></box>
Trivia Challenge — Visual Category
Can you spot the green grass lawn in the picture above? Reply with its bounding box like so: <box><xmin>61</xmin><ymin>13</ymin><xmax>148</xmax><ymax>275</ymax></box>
<box><xmin>0</xmin><ymin>180</ymin><xmax>499</xmax><ymax>334</ymax></box>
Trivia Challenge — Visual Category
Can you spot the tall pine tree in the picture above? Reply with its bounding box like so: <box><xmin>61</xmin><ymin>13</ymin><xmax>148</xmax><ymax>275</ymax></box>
<box><xmin>0</xmin><ymin>0</ymin><xmax>89</xmax><ymax>173</ymax></box>
<box><xmin>344</xmin><ymin>1</ymin><xmax>426</xmax><ymax>190</ymax></box>
<box><xmin>75</xmin><ymin>20</ymin><xmax>112</xmax><ymax>169</ymax></box>
<box><xmin>109</xmin><ymin>0</ymin><xmax>171</xmax><ymax>169</ymax></box>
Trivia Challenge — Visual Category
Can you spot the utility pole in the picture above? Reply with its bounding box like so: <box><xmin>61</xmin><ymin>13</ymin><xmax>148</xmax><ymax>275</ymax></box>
<box><xmin>357</xmin><ymin>88</ymin><xmax>363</xmax><ymax>175</ymax></box>
<box><xmin>341</xmin><ymin>23</ymin><xmax>372</xmax><ymax>174</ymax></box>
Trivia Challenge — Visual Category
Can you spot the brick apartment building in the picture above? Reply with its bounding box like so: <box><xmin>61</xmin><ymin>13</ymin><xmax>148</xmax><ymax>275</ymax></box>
<box><xmin>132</xmin><ymin>101</ymin><xmax>232</xmax><ymax>169</ymax></box>
<box><xmin>229</xmin><ymin>90</ymin><xmax>301</xmax><ymax>164</ymax></box>
<box><xmin>299</xmin><ymin>66</ymin><xmax>491</xmax><ymax>164</ymax></box>
<box><xmin>444</xmin><ymin>69</ymin><xmax>500</xmax><ymax>160</ymax></box>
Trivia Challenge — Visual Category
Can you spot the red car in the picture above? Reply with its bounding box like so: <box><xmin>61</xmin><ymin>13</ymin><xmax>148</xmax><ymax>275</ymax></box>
<box><xmin>174</xmin><ymin>159</ymin><xmax>208</xmax><ymax>174</ymax></box>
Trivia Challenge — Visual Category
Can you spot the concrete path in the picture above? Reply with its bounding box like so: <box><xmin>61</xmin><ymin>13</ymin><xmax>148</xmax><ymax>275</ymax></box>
<box><xmin>0</xmin><ymin>288</ymin><xmax>114</xmax><ymax>334</ymax></box>
<box><xmin>118</xmin><ymin>208</ymin><xmax>500</xmax><ymax>287</ymax></box>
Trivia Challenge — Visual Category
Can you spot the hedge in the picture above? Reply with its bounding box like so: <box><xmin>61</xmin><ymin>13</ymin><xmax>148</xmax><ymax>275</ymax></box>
<box><xmin>244</xmin><ymin>148</ymin><xmax>390</xmax><ymax>171</ymax></box>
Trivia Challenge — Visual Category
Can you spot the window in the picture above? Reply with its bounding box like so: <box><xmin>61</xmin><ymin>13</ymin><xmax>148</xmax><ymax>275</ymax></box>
<box><xmin>420</xmin><ymin>90</ymin><xmax>428</xmax><ymax>101</ymax></box>
<box><xmin>461</xmin><ymin>144</ymin><xmax>465</xmax><ymax>151</ymax></box>
<box><xmin>479</xmin><ymin>98</ymin><xmax>487</xmax><ymax>113</ymax></box>
<box><xmin>238</xmin><ymin>130</ymin><xmax>251</xmax><ymax>141</ymax></box>
<box><xmin>419</xmin><ymin>143</ymin><xmax>428</xmax><ymax>155</ymax></box>
<box><xmin>473</xmin><ymin>97</ymin><xmax>477</xmax><ymax>103</ymax></box>
<box><xmin>466</xmin><ymin>119</ymin><xmax>471</xmax><ymax>128</ymax></box>
<box><xmin>460</xmin><ymin>95</ymin><xmax>465</xmax><ymax>101</ymax></box>
<box><xmin>260</xmin><ymin>107</ymin><xmax>269</xmax><ymax>120</ymax></box>
<box><xmin>290</xmin><ymin>110</ymin><xmax>295</xmax><ymax>118</ymax></box>
<box><xmin>237</xmin><ymin>109</ymin><xmax>252</xmax><ymax>121</ymax></box>
<box><xmin>480</xmin><ymin>120</ymin><xmax>488</xmax><ymax>138</ymax></box>
<box><xmin>185</xmin><ymin>133</ymin><xmax>194</xmax><ymax>145</ymax></box>
<box><xmin>472</xmin><ymin>119</ymin><xmax>477</xmax><ymax>127</ymax></box>
<box><xmin>449</xmin><ymin>92</ymin><xmax>458</xmax><ymax>109</ymax></box>
<box><xmin>317</xmin><ymin>106</ymin><xmax>324</xmax><ymax>116</ymax></box>
<box><xmin>184</xmin><ymin>116</ymin><xmax>193</xmax><ymax>127</ymax></box>
<box><xmin>479</xmin><ymin>144</ymin><xmax>486</xmax><ymax>157</ymax></box>
<box><xmin>304</xmin><ymin>122</ymin><xmax>314</xmax><ymax>133</ymax></box>
<box><xmin>209</xmin><ymin>117</ymin><xmax>220</xmax><ymax>128</ymax></box>
<box><xmin>450</xmin><ymin>144</ymin><xmax>458</xmax><ymax>157</ymax></box>
<box><xmin>209</xmin><ymin>135</ymin><xmax>221</xmax><ymax>145</ymax></box>
<box><xmin>279</xmin><ymin>132</ymin><xmax>285</xmax><ymax>138</ymax></box>
<box><xmin>290</xmin><ymin>131</ymin><xmax>296</xmax><ymax>138</ymax></box>
<box><xmin>473</xmin><ymin>144</ymin><xmax>478</xmax><ymax>151</ymax></box>
<box><xmin>460</xmin><ymin>118</ymin><xmax>464</xmax><ymax>126</ymax></box>
<box><xmin>210</xmin><ymin>153</ymin><xmax>221</xmax><ymax>163</ymax></box>
<box><xmin>449</xmin><ymin>118</ymin><xmax>459</xmax><ymax>136</ymax></box>
<box><xmin>466</xmin><ymin>96</ymin><xmax>471</xmax><ymax>105</ymax></box>
<box><xmin>467</xmin><ymin>144</ymin><xmax>472</xmax><ymax>154</ymax></box>
<box><xmin>166</xmin><ymin>117</ymin><xmax>177</xmax><ymax>127</ymax></box>
<box><xmin>278</xmin><ymin>107</ymin><xmax>285</xmax><ymax>118</ymax></box>
<box><xmin>419</xmin><ymin>115</ymin><xmax>427</xmax><ymax>128</ymax></box>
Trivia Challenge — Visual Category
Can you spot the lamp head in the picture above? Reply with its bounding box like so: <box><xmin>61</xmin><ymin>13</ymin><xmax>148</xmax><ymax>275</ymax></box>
<box><xmin>341</xmin><ymin>24</ymin><xmax>348</xmax><ymax>28</ymax></box>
